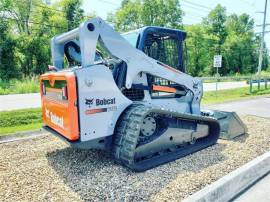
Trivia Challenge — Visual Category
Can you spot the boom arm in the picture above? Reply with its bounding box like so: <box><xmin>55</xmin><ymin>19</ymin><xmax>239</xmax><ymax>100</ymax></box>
<box><xmin>51</xmin><ymin>18</ymin><xmax>203</xmax><ymax>114</ymax></box>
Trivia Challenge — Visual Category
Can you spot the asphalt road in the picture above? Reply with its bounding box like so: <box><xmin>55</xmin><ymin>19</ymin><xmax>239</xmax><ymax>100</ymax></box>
<box><xmin>0</xmin><ymin>93</ymin><xmax>41</xmax><ymax>111</ymax></box>
<box><xmin>207</xmin><ymin>96</ymin><xmax>270</xmax><ymax>118</ymax></box>
<box><xmin>0</xmin><ymin>81</ymin><xmax>264</xmax><ymax>111</ymax></box>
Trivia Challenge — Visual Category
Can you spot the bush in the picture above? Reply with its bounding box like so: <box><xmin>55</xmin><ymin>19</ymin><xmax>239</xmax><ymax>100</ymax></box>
<box><xmin>0</xmin><ymin>76</ymin><xmax>39</xmax><ymax>95</ymax></box>
<box><xmin>261</xmin><ymin>70</ymin><xmax>270</xmax><ymax>77</ymax></box>
<box><xmin>0</xmin><ymin>108</ymin><xmax>41</xmax><ymax>127</ymax></box>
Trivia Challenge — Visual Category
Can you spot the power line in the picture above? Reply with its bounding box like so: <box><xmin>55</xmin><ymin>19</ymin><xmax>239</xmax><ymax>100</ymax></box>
<box><xmin>181</xmin><ymin>0</ymin><xmax>235</xmax><ymax>22</ymax></box>
<box><xmin>182</xmin><ymin>9</ymin><xmax>209</xmax><ymax>21</ymax></box>
<box><xmin>238</xmin><ymin>0</ymin><xmax>257</xmax><ymax>8</ymax></box>
<box><xmin>184</xmin><ymin>0</ymin><xmax>239</xmax><ymax>16</ymax></box>
<box><xmin>182</xmin><ymin>0</ymin><xmax>213</xmax><ymax>11</ymax></box>
<box><xmin>99</xmin><ymin>0</ymin><xmax>119</xmax><ymax>6</ymax></box>
<box><xmin>32</xmin><ymin>3</ymin><xmax>65</xmax><ymax>13</ymax></box>
<box><xmin>184</xmin><ymin>12</ymin><xmax>206</xmax><ymax>19</ymax></box>
<box><xmin>181</xmin><ymin>2</ymin><xmax>210</xmax><ymax>13</ymax></box>
<box><xmin>256</xmin><ymin>23</ymin><xmax>270</xmax><ymax>27</ymax></box>
<box><xmin>184</xmin><ymin>17</ymin><xmax>203</xmax><ymax>23</ymax></box>
<box><xmin>255</xmin><ymin>31</ymin><xmax>270</xmax><ymax>34</ymax></box>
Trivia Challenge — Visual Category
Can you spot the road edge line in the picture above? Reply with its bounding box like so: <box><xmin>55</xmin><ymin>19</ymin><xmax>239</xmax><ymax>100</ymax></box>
<box><xmin>0</xmin><ymin>129</ymin><xmax>47</xmax><ymax>144</ymax></box>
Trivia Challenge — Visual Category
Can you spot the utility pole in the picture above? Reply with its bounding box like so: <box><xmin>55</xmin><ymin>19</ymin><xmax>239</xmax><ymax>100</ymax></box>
<box><xmin>257</xmin><ymin>0</ymin><xmax>268</xmax><ymax>90</ymax></box>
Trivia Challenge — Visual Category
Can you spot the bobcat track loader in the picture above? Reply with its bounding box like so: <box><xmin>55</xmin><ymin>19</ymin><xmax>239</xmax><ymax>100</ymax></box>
<box><xmin>40</xmin><ymin>18</ymin><xmax>247</xmax><ymax>171</ymax></box>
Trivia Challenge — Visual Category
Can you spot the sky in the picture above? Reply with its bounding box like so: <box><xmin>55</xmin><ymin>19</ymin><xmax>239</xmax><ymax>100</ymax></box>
<box><xmin>81</xmin><ymin>0</ymin><xmax>270</xmax><ymax>49</ymax></box>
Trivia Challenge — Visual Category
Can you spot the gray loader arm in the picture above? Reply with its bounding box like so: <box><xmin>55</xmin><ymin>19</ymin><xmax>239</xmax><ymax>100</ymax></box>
<box><xmin>51</xmin><ymin>18</ymin><xmax>203</xmax><ymax>114</ymax></box>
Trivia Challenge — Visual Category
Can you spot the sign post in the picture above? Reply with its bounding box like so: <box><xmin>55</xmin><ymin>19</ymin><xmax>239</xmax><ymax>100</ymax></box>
<box><xmin>213</xmin><ymin>55</ymin><xmax>222</xmax><ymax>97</ymax></box>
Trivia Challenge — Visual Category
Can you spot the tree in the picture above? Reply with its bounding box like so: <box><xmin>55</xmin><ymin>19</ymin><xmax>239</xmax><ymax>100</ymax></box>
<box><xmin>0</xmin><ymin>0</ymin><xmax>32</xmax><ymax>34</ymax></box>
<box><xmin>108</xmin><ymin>0</ymin><xmax>183</xmax><ymax>32</ymax></box>
<box><xmin>0</xmin><ymin>0</ymin><xmax>83</xmax><ymax>79</ymax></box>
<box><xmin>0</xmin><ymin>0</ymin><xmax>54</xmax><ymax>76</ymax></box>
<box><xmin>141</xmin><ymin>0</ymin><xmax>182</xmax><ymax>28</ymax></box>
<box><xmin>0</xmin><ymin>0</ymin><xmax>268</xmax><ymax>80</ymax></box>
<box><xmin>107</xmin><ymin>0</ymin><xmax>142</xmax><ymax>32</ymax></box>
<box><xmin>203</xmin><ymin>4</ymin><xmax>227</xmax><ymax>55</ymax></box>
<box><xmin>0</xmin><ymin>20</ymin><xmax>18</xmax><ymax>80</ymax></box>
<box><xmin>202</xmin><ymin>4</ymin><xmax>227</xmax><ymax>75</ymax></box>
<box><xmin>222</xmin><ymin>13</ymin><xmax>257</xmax><ymax>74</ymax></box>
<box><xmin>61</xmin><ymin>0</ymin><xmax>84</xmax><ymax>30</ymax></box>
<box><xmin>185</xmin><ymin>24</ymin><xmax>209</xmax><ymax>76</ymax></box>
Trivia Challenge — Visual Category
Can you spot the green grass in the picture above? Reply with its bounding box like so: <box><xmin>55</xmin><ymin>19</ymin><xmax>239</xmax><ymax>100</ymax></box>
<box><xmin>0</xmin><ymin>123</ymin><xmax>43</xmax><ymax>135</ymax></box>
<box><xmin>202</xmin><ymin>86</ymin><xmax>270</xmax><ymax>104</ymax></box>
<box><xmin>0</xmin><ymin>77</ymin><xmax>39</xmax><ymax>95</ymax></box>
<box><xmin>202</xmin><ymin>70</ymin><xmax>270</xmax><ymax>83</ymax></box>
<box><xmin>0</xmin><ymin>86</ymin><xmax>270</xmax><ymax>136</ymax></box>
<box><xmin>261</xmin><ymin>70</ymin><xmax>270</xmax><ymax>77</ymax></box>
<box><xmin>0</xmin><ymin>108</ymin><xmax>42</xmax><ymax>136</ymax></box>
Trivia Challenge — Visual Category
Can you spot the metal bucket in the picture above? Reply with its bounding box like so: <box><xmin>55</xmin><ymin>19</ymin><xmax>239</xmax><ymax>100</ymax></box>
<box><xmin>201</xmin><ymin>110</ymin><xmax>247</xmax><ymax>139</ymax></box>
<box><xmin>213</xmin><ymin>111</ymin><xmax>248</xmax><ymax>139</ymax></box>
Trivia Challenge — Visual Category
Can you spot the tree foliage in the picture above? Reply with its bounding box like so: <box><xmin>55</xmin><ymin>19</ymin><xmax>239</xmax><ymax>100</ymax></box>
<box><xmin>0</xmin><ymin>0</ymin><xmax>85</xmax><ymax>80</ymax></box>
<box><xmin>107</xmin><ymin>0</ymin><xmax>142</xmax><ymax>32</ymax></box>
<box><xmin>203</xmin><ymin>4</ymin><xmax>227</xmax><ymax>54</ymax></box>
<box><xmin>0</xmin><ymin>0</ymin><xmax>269</xmax><ymax>81</ymax></box>
<box><xmin>222</xmin><ymin>13</ymin><xmax>257</xmax><ymax>74</ymax></box>
<box><xmin>185</xmin><ymin>24</ymin><xmax>209</xmax><ymax>76</ymax></box>
<box><xmin>187</xmin><ymin>5</ymin><xmax>268</xmax><ymax>76</ymax></box>
<box><xmin>61</xmin><ymin>0</ymin><xmax>84</xmax><ymax>30</ymax></box>
<box><xmin>0</xmin><ymin>20</ymin><xmax>18</xmax><ymax>80</ymax></box>
<box><xmin>108</xmin><ymin>2</ymin><xmax>269</xmax><ymax>76</ymax></box>
<box><xmin>108</xmin><ymin>0</ymin><xmax>183</xmax><ymax>32</ymax></box>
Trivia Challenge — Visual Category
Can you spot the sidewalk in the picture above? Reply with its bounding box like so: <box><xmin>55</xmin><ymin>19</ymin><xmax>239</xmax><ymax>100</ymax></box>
<box><xmin>235</xmin><ymin>173</ymin><xmax>270</xmax><ymax>202</ymax></box>
<box><xmin>183</xmin><ymin>151</ymin><xmax>270</xmax><ymax>202</ymax></box>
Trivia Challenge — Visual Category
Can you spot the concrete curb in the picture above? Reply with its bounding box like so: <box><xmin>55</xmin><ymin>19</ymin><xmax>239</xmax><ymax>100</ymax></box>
<box><xmin>0</xmin><ymin>129</ymin><xmax>47</xmax><ymax>144</ymax></box>
<box><xmin>183</xmin><ymin>151</ymin><xmax>270</xmax><ymax>202</ymax></box>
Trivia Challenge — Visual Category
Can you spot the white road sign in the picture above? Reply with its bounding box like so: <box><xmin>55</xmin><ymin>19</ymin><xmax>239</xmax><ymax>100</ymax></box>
<box><xmin>213</xmin><ymin>55</ymin><xmax>222</xmax><ymax>68</ymax></box>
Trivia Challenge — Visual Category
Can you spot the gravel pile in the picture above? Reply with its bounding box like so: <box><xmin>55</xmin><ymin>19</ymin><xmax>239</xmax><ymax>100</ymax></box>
<box><xmin>0</xmin><ymin>115</ymin><xmax>270</xmax><ymax>202</ymax></box>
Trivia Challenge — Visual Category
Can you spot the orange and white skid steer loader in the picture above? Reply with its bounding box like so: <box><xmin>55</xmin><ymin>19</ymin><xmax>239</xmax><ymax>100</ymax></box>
<box><xmin>40</xmin><ymin>18</ymin><xmax>246</xmax><ymax>171</ymax></box>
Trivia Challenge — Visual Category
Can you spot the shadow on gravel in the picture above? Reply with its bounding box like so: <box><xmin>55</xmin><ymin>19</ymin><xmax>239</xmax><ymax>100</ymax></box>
<box><xmin>231</xmin><ymin>133</ymin><xmax>250</xmax><ymax>143</ymax></box>
<box><xmin>46</xmin><ymin>143</ymin><xmax>226</xmax><ymax>201</ymax></box>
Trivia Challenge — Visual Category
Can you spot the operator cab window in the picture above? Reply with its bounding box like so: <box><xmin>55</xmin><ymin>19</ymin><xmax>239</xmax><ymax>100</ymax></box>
<box><xmin>143</xmin><ymin>31</ymin><xmax>186</xmax><ymax>98</ymax></box>
<box><xmin>143</xmin><ymin>32</ymin><xmax>184</xmax><ymax>72</ymax></box>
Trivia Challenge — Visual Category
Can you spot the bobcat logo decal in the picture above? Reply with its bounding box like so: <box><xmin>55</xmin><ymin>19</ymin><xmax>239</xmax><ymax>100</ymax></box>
<box><xmin>85</xmin><ymin>97</ymin><xmax>116</xmax><ymax>108</ymax></box>
<box><xmin>85</xmin><ymin>98</ymin><xmax>94</xmax><ymax>108</ymax></box>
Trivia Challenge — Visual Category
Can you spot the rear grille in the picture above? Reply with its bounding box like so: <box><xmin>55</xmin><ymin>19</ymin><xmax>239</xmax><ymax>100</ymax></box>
<box><xmin>42</xmin><ymin>80</ymin><xmax>68</xmax><ymax>102</ymax></box>
<box><xmin>122</xmin><ymin>88</ymin><xmax>144</xmax><ymax>101</ymax></box>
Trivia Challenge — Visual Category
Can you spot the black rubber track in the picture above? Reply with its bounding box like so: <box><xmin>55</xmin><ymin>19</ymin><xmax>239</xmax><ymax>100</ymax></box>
<box><xmin>113</xmin><ymin>104</ymin><xmax>220</xmax><ymax>172</ymax></box>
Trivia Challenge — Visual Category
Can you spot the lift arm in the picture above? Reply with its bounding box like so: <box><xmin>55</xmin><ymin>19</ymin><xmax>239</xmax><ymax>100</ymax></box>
<box><xmin>51</xmin><ymin>18</ymin><xmax>203</xmax><ymax>114</ymax></box>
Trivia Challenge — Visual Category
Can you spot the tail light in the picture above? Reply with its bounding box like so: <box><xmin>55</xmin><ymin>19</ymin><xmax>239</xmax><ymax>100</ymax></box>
<box><xmin>42</xmin><ymin>83</ymin><xmax>46</xmax><ymax>95</ymax></box>
<box><xmin>62</xmin><ymin>85</ymin><xmax>68</xmax><ymax>100</ymax></box>
<box><xmin>48</xmin><ymin>65</ymin><xmax>58</xmax><ymax>71</ymax></box>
